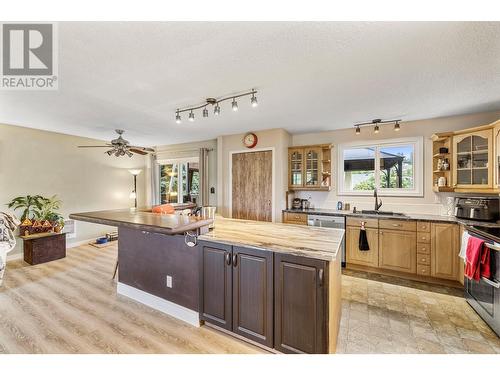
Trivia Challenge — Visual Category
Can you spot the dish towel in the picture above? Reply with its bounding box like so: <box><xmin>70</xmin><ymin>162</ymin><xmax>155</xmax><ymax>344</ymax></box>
<box><xmin>464</xmin><ymin>236</ymin><xmax>488</xmax><ymax>281</ymax></box>
<box><xmin>358</xmin><ymin>221</ymin><xmax>370</xmax><ymax>251</ymax></box>
<box><xmin>459</xmin><ymin>231</ymin><xmax>471</xmax><ymax>260</ymax></box>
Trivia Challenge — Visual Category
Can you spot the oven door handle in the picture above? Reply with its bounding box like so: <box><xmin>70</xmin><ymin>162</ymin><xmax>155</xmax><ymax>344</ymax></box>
<box><xmin>481</xmin><ymin>277</ymin><xmax>500</xmax><ymax>289</ymax></box>
<box><xmin>484</xmin><ymin>243</ymin><xmax>500</xmax><ymax>252</ymax></box>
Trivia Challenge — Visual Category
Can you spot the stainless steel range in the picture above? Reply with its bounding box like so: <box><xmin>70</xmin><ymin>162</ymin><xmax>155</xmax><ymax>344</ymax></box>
<box><xmin>463</xmin><ymin>225</ymin><xmax>500</xmax><ymax>337</ymax></box>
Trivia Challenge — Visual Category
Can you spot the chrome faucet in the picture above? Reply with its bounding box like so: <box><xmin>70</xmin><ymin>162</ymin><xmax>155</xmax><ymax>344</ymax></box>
<box><xmin>374</xmin><ymin>188</ymin><xmax>383</xmax><ymax>211</ymax></box>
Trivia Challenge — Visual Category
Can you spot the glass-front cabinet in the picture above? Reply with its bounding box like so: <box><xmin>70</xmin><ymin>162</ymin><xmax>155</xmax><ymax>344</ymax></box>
<box><xmin>304</xmin><ymin>147</ymin><xmax>321</xmax><ymax>187</ymax></box>
<box><xmin>289</xmin><ymin>149</ymin><xmax>304</xmax><ymax>188</ymax></box>
<box><xmin>288</xmin><ymin>144</ymin><xmax>332</xmax><ymax>191</ymax></box>
<box><xmin>453</xmin><ymin>129</ymin><xmax>493</xmax><ymax>189</ymax></box>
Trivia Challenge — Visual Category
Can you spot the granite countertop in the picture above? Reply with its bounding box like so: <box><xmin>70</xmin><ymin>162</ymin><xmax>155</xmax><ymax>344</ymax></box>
<box><xmin>283</xmin><ymin>208</ymin><xmax>500</xmax><ymax>227</ymax></box>
<box><xmin>69</xmin><ymin>209</ymin><xmax>213</xmax><ymax>235</ymax></box>
<box><xmin>199</xmin><ymin>216</ymin><xmax>344</xmax><ymax>261</ymax></box>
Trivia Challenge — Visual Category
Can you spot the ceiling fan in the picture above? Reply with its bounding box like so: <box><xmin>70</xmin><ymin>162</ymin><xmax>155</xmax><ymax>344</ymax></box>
<box><xmin>78</xmin><ymin>129</ymin><xmax>155</xmax><ymax>157</ymax></box>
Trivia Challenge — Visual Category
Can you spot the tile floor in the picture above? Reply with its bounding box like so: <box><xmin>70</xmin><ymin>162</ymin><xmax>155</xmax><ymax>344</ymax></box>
<box><xmin>337</xmin><ymin>270</ymin><xmax>500</xmax><ymax>354</ymax></box>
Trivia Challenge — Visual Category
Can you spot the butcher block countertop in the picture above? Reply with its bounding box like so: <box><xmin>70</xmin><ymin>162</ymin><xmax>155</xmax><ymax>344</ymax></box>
<box><xmin>69</xmin><ymin>209</ymin><xmax>213</xmax><ymax>235</ymax></box>
<box><xmin>199</xmin><ymin>216</ymin><xmax>343</xmax><ymax>261</ymax></box>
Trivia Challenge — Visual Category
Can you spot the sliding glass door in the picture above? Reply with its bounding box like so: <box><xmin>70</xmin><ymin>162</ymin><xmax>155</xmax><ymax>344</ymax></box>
<box><xmin>159</xmin><ymin>161</ymin><xmax>199</xmax><ymax>204</ymax></box>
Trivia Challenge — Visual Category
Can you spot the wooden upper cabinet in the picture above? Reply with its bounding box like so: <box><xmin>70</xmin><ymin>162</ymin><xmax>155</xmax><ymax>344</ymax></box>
<box><xmin>452</xmin><ymin>129</ymin><xmax>493</xmax><ymax>189</ymax></box>
<box><xmin>289</xmin><ymin>148</ymin><xmax>304</xmax><ymax>188</ymax></box>
<box><xmin>431</xmin><ymin>223</ymin><xmax>459</xmax><ymax>280</ymax></box>
<box><xmin>288</xmin><ymin>144</ymin><xmax>332</xmax><ymax>191</ymax></box>
<box><xmin>378</xmin><ymin>229</ymin><xmax>417</xmax><ymax>274</ymax></box>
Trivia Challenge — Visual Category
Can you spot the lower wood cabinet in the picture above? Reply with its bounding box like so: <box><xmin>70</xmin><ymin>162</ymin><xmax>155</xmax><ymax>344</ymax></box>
<box><xmin>378</xmin><ymin>229</ymin><xmax>417</xmax><ymax>274</ymax></box>
<box><xmin>346</xmin><ymin>226</ymin><xmax>379</xmax><ymax>267</ymax></box>
<box><xmin>274</xmin><ymin>253</ymin><xmax>327</xmax><ymax>354</ymax></box>
<box><xmin>199</xmin><ymin>242</ymin><xmax>274</xmax><ymax>347</ymax></box>
<box><xmin>431</xmin><ymin>222</ymin><xmax>459</xmax><ymax>280</ymax></box>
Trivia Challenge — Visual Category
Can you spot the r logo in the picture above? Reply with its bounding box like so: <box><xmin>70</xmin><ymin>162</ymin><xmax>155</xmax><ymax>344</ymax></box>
<box><xmin>2</xmin><ymin>23</ymin><xmax>53</xmax><ymax>75</ymax></box>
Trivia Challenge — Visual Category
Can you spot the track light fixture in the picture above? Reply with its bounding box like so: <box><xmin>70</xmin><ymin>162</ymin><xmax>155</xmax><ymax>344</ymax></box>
<box><xmin>353</xmin><ymin>118</ymin><xmax>402</xmax><ymax>135</ymax></box>
<box><xmin>175</xmin><ymin>89</ymin><xmax>257</xmax><ymax>122</ymax></box>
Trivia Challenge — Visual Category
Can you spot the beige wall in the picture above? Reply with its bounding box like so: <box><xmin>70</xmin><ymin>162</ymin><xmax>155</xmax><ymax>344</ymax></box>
<box><xmin>292</xmin><ymin>110</ymin><xmax>500</xmax><ymax>214</ymax></box>
<box><xmin>217</xmin><ymin>128</ymin><xmax>291</xmax><ymax>221</ymax></box>
<box><xmin>0</xmin><ymin>124</ymin><xmax>147</xmax><ymax>256</ymax></box>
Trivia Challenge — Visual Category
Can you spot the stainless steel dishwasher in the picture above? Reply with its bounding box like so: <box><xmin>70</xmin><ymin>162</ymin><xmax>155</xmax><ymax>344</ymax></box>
<box><xmin>307</xmin><ymin>215</ymin><xmax>346</xmax><ymax>267</ymax></box>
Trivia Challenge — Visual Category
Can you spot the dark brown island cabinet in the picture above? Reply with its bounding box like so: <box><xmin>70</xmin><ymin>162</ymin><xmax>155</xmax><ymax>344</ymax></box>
<box><xmin>199</xmin><ymin>240</ymin><xmax>341</xmax><ymax>354</ymax></box>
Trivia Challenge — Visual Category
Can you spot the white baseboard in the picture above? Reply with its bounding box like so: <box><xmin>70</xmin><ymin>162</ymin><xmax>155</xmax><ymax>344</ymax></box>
<box><xmin>6</xmin><ymin>252</ymin><xmax>23</xmax><ymax>262</ymax></box>
<box><xmin>117</xmin><ymin>282</ymin><xmax>200</xmax><ymax>327</ymax></box>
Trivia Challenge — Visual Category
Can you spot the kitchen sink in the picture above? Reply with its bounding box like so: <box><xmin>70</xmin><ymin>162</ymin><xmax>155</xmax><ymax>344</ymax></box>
<box><xmin>360</xmin><ymin>210</ymin><xmax>407</xmax><ymax>217</ymax></box>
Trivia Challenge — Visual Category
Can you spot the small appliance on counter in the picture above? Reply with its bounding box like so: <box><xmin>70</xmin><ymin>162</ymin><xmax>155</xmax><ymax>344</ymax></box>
<box><xmin>454</xmin><ymin>196</ymin><xmax>500</xmax><ymax>222</ymax></box>
<box><xmin>292</xmin><ymin>198</ymin><xmax>302</xmax><ymax>209</ymax></box>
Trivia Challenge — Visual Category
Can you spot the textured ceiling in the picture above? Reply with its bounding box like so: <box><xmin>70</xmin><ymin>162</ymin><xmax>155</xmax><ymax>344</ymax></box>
<box><xmin>1</xmin><ymin>21</ymin><xmax>500</xmax><ymax>146</ymax></box>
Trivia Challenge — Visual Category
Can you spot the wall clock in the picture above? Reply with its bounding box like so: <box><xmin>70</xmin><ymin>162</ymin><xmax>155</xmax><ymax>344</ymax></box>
<box><xmin>243</xmin><ymin>132</ymin><xmax>258</xmax><ymax>148</ymax></box>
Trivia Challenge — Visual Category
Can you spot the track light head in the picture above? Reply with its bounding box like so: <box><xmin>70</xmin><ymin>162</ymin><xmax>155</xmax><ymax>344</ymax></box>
<box><xmin>214</xmin><ymin>104</ymin><xmax>221</xmax><ymax>115</ymax></box>
<box><xmin>188</xmin><ymin>111</ymin><xmax>195</xmax><ymax>122</ymax></box>
<box><xmin>355</xmin><ymin>126</ymin><xmax>361</xmax><ymax>135</ymax></box>
<box><xmin>232</xmin><ymin>98</ymin><xmax>238</xmax><ymax>111</ymax></box>
<box><xmin>374</xmin><ymin>124</ymin><xmax>380</xmax><ymax>134</ymax></box>
<box><xmin>394</xmin><ymin>121</ymin><xmax>401</xmax><ymax>131</ymax></box>
<box><xmin>251</xmin><ymin>93</ymin><xmax>258</xmax><ymax>107</ymax></box>
<box><xmin>175</xmin><ymin>112</ymin><xmax>181</xmax><ymax>124</ymax></box>
<box><xmin>203</xmin><ymin>107</ymin><xmax>209</xmax><ymax>118</ymax></box>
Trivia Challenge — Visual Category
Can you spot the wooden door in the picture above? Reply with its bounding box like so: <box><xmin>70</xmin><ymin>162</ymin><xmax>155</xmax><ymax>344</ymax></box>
<box><xmin>346</xmin><ymin>226</ymin><xmax>379</xmax><ymax>267</ymax></box>
<box><xmin>199</xmin><ymin>242</ymin><xmax>233</xmax><ymax>330</ymax></box>
<box><xmin>378</xmin><ymin>229</ymin><xmax>417</xmax><ymax>274</ymax></box>
<box><xmin>431</xmin><ymin>223</ymin><xmax>459</xmax><ymax>280</ymax></box>
<box><xmin>232</xmin><ymin>246</ymin><xmax>273</xmax><ymax>347</ymax></box>
<box><xmin>274</xmin><ymin>253</ymin><xmax>327</xmax><ymax>354</ymax></box>
<box><xmin>288</xmin><ymin>148</ymin><xmax>304</xmax><ymax>188</ymax></box>
<box><xmin>304</xmin><ymin>147</ymin><xmax>322</xmax><ymax>188</ymax></box>
<box><xmin>232</xmin><ymin>150</ymin><xmax>272</xmax><ymax>222</ymax></box>
<box><xmin>453</xmin><ymin>129</ymin><xmax>493</xmax><ymax>189</ymax></box>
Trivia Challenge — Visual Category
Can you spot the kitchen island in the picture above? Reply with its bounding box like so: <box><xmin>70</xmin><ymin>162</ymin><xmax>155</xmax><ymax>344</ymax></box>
<box><xmin>70</xmin><ymin>209</ymin><xmax>344</xmax><ymax>354</ymax></box>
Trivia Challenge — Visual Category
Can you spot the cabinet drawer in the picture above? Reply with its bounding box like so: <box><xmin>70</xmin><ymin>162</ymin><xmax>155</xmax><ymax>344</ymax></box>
<box><xmin>283</xmin><ymin>212</ymin><xmax>308</xmax><ymax>224</ymax></box>
<box><xmin>417</xmin><ymin>243</ymin><xmax>430</xmax><ymax>255</ymax></box>
<box><xmin>417</xmin><ymin>264</ymin><xmax>431</xmax><ymax>276</ymax></box>
<box><xmin>417</xmin><ymin>221</ymin><xmax>431</xmax><ymax>233</ymax></box>
<box><xmin>417</xmin><ymin>254</ymin><xmax>431</xmax><ymax>265</ymax></box>
<box><xmin>417</xmin><ymin>232</ymin><xmax>431</xmax><ymax>243</ymax></box>
<box><xmin>346</xmin><ymin>217</ymin><xmax>378</xmax><ymax>229</ymax></box>
<box><xmin>379</xmin><ymin>219</ymin><xmax>416</xmax><ymax>232</ymax></box>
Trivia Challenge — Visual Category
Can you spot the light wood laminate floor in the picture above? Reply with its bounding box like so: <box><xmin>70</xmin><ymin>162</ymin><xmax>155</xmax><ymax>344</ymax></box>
<box><xmin>1</xmin><ymin>243</ymin><xmax>499</xmax><ymax>354</ymax></box>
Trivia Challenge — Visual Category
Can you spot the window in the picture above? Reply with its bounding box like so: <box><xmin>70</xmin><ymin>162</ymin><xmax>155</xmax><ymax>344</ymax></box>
<box><xmin>338</xmin><ymin>137</ymin><xmax>423</xmax><ymax>196</ymax></box>
<box><xmin>159</xmin><ymin>160</ymin><xmax>199</xmax><ymax>204</ymax></box>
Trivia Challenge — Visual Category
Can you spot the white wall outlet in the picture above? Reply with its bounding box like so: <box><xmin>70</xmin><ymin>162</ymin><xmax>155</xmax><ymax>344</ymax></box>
<box><xmin>166</xmin><ymin>275</ymin><xmax>173</xmax><ymax>288</ymax></box>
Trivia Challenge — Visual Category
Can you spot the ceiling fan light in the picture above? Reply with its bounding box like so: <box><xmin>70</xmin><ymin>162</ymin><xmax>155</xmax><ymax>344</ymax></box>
<box><xmin>232</xmin><ymin>98</ymin><xmax>238</xmax><ymax>111</ymax></box>
<box><xmin>251</xmin><ymin>94</ymin><xmax>258</xmax><ymax>107</ymax></box>
<box><xmin>214</xmin><ymin>104</ymin><xmax>221</xmax><ymax>115</ymax></box>
<box><xmin>374</xmin><ymin>125</ymin><xmax>380</xmax><ymax>134</ymax></box>
<box><xmin>175</xmin><ymin>112</ymin><xmax>181</xmax><ymax>124</ymax></box>
<box><xmin>203</xmin><ymin>107</ymin><xmax>209</xmax><ymax>118</ymax></box>
<box><xmin>394</xmin><ymin>121</ymin><xmax>401</xmax><ymax>131</ymax></box>
<box><xmin>355</xmin><ymin>126</ymin><xmax>361</xmax><ymax>135</ymax></box>
<box><xmin>188</xmin><ymin>111</ymin><xmax>195</xmax><ymax>122</ymax></box>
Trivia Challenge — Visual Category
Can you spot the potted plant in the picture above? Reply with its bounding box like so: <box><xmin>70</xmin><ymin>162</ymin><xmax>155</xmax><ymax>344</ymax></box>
<box><xmin>34</xmin><ymin>196</ymin><xmax>63</xmax><ymax>233</ymax></box>
<box><xmin>7</xmin><ymin>195</ymin><xmax>64</xmax><ymax>235</ymax></box>
<box><xmin>7</xmin><ymin>195</ymin><xmax>44</xmax><ymax>221</ymax></box>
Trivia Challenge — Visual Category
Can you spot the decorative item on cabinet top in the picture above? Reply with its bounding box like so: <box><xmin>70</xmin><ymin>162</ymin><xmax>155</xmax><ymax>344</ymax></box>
<box><xmin>288</xmin><ymin>144</ymin><xmax>332</xmax><ymax>191</ymax></box>
<box><xmin>431</xmin><ymin>118</ymin><xmax>500</xmax><ymax>194</ymax></box>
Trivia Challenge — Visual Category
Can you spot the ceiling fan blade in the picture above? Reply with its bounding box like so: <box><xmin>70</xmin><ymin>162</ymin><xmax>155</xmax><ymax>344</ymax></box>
<box><xmin>129</xmin><ymin>146</ymin><xmax>155</xmax><ymax>152</ymax></box>
<box><xmin>130</xmin><ymin>148</ymin><xmax>148</xmax><ymax>155</ymax></box>
<box><xmin>78</xmin><ymin>145</ymin><xmax>113</xmax><ymax>148</ymax></box>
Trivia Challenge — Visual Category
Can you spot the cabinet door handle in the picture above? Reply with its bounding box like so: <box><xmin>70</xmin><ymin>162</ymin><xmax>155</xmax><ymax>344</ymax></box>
<box><xmin>232</xmin><ymin>254</ymin><xmax>238</xmax><ymax>267</ymax></box>
<box><xmin>225</xmin><ymin>252</ymin><xmax>232</xmax><ymax>266</ymax></box>
<box><xmin>318</xmin><ymin>269</ymin><xmax>324</xmax><ymax>286</ymax></box>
